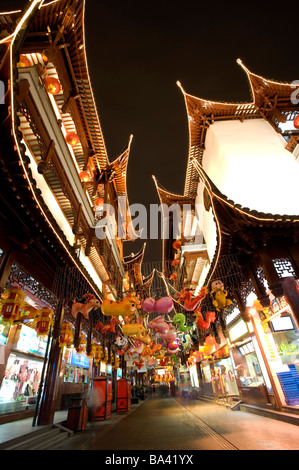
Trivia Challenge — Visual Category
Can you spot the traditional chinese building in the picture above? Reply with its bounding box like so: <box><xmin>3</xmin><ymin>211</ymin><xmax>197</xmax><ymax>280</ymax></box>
<box><xmin>154</xmin><ymin>61</ymin><xmax>299</xmax><ymax>409</ymax></box>
<box><xmin>0</xmin><ymin>0</ymin><xmax>137</xmax><ymax>424</ymax></box>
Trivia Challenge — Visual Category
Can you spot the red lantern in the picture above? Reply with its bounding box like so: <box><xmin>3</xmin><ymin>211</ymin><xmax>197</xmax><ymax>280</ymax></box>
<box><xmin>172</xmin><ymin>240</ymin><xmax>181</xmax><ymax>250</ymax></box>
<box><xmin>34</xmin><ymin>308</ymin><xmax>53</xmax><ymax>337</ymax></box>
<box><xmin>44</xmin><ymin>76</ymin><xmax>61</xmax><ymax>95</ymax></box>
<box><xmin>170</xmin><ymin>273</ymin><xmax>177</xmax><ymax>280</ymax></box>
<box><xmin>59</xmin><ymin>321</ymin><xmax>73</xmax><ymax>348</ymax></box>
<box><xmin>65</xmin><ymin>132</ymin><xmax>80</xmax><ymax>146</ymax></box>
<box><xmin>17</xmin><ymin>55</ymin><xmax>32</xmax><ymax>67</ymax></box>
<box><xmin>94</xmin><ymin>197</ymin><xmax>104</xmax><ymax>206</ymax></box>
<box><xmin>294</xmin><ymin>115</ymin><xmax>299</xmax><ymax>130</ymax></box>
<box><xmin>1</xmin><ymin>288</ymin><xmax>26</xmax><ymax>323</ymax></box>
<box><xmin>79</xmin><ymin>171</ymin><xmax>92</xmax><ymax>182</ymax></box>
<box><xmin>171</xmin><ymin>259</ymin><xmax>179</xmax><ymax>267</ymax></box>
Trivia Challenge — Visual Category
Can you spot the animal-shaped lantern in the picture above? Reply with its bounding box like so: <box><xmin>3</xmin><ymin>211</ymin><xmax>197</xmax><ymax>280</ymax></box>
<box><xmin>147</xmin><ymin>315</ymin><xmax>169</xmax><ymax>334</ymax></box>
<box><xmin>175</xmin><ymin>286</ymin><xmax>208</xmax><ymax>311</ymax></box>
<box><xmin>172</xmin><ymin>313</ymin><xmax>190</xmax><ymax>332</ymax></box>
<box><xmin>194</xmin><ymin>308</ymin><xmax>216</xmax><ymax>330</ymax></box>
<box><xmin>95</xmin><ymin>317</ymin><xmax>120</xmax><ymax>334</ymax></box>
<box><xmin>141</xmin><ymin>296</ymin><xmax>173</xmax><ymax>314</ymax></box>
<box><xmin>71</xmin><ymin>293</ymin><xmax>101</xmax><ymax>319</ymax></box>
<box><xmin>210</xmin><ymin>280</ymin><xmax>232</xmax><ymax>311</ymax></box>
<box><xmin>122</xmin><ymin>322</ymin><xmax>146</xmax><ymax>337</ymax></box>
<box><xmin>101</xmin><ymin>293</ymin><xmax>140</xmax><ymax>317</ymax></box>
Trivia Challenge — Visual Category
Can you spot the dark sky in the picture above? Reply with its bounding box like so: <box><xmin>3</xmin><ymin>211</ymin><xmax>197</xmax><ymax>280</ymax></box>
<box><xmin>6</xmin><ymin>0</ymin><xmax>299</xmax><ymax>264</ymax></box>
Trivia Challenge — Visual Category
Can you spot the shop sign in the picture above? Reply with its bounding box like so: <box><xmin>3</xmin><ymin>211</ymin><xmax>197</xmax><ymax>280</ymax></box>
<box><xmin>279</xmin><ymin>343</ymin><xmax>299</xmax><ymax>355</ymax></box>
<box><xmin>68</xmin><ymin>350</ymin><xmax>90</xmax><ymax>369</ymax></box>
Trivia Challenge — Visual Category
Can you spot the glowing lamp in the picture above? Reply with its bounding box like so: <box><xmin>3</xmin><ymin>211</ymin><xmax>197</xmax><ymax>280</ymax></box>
<box><xmin>34</xmin><ymin>308</ymin><xmax>53</xmax><ymax>337</ymax></box>
<box><xmin>17</xmin><ymin>55</ymin><xmax>31</xmax><ymax>67</ymax></box>
<box><xmin>171</xmin><ymin>259</ymin><xmax>179</xmax><ymax>267</ymax></box>
<box><xmin>170</xmin><ymin>273</ymin><xmax>177</xmax><ymax>280</ymax></box>
<box><xmin>44</xmin><ymin>76</ymin><xmax>61</xmax><ymax>95</ymax></box>
<box><xmin>94</xmin><ymin>197</ymin><xmax>104</xmax><ymax>206</ymax></box>
<box><xmin>172</xmin><ymin>240</ymin><xmax>181</xmax><ymax>250</ymax></box>
<box><xmin>293</xmin><ymin>115</ymin><xmax>299</xmax><ymax>130</ymax></box>
<box><xmin>79</xmin><ymin>171</ymin><xmax>92</xmax><ymax>182</ymax></box>
<box><xmin>59</xmin><ymin>321</ymin><xmax>73</xmax><ymax>348</ymax></box>
<box><xmin>65</xmin><ymin>132</ymin><xmax>80</xmax><ymax>146</ymax></box>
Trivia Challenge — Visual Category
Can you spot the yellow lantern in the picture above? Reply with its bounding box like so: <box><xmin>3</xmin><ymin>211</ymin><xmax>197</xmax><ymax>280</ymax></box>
<box><xmin>33</xmin><ymin>308</ymin><xmax>53</xmax><ymax>337</ymax></box>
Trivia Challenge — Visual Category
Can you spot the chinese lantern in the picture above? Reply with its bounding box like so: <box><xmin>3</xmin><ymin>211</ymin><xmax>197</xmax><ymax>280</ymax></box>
<box><xmin>17</xmin><ymin>55</ymin><xmax>31</xmax><ymax>67</ymax></box>
<box><xmin>59</xmin><ymin>321</ymin><xmax>73</xmax><ymax>348</ymax></box>
<box><xmin>34</xmin><ymin>308</ymin><xmax>53</xmax><ymax>337</ymax></box>
<box><xmin>79</xmin><ymin>171</ymin><xmax>92</xmax><ymax>183</ymax></box>
<box><xmin>44</xmin><ymin>76</ymin><xmax>61</xmax><ymax>95</ymax></box>
<box><xmin>171</xmin><ymin>259</ymin><xmax>179</xmax><ymax>267</ymax></box>
<box><xmin>92</xmin><ymin>344</ymin><xmax>103</xmax><ymax>364</ymax></box>
<box><xmin>293</xmin><ymin>115</ymin><xmax>299</xmax><ymax>129</ymax></box>
<box><xmin>1</xmin><ymin>288</ymin><xmax>26</xmax><ymax>323</ymax></box>
<box><xmin>76</xmin><ymin>333</ymin><xmax>87</xmax><ymax>353</ymax></box>
<box><xmin>65</xmin><ymin>132</ymin><xmax>80</xmax><ymax>146</ymax></box>
<box><xmin>172</xmin><ymin>240</ymin><xmax>181</xmax><ymax>250</ymax></box>
<box><xmin>170</xmin><ymin>273</ymin><xmax>177</xmax><ymax>280</ymax></box>
<box><xmin>94</xmin><ymin>197</ymin><xmax>104</xmax><ymax>206</ymax></box>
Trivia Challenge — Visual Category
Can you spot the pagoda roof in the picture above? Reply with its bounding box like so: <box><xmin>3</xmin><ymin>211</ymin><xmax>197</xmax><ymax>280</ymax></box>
<box><xmin>179</xmin><ymin>60</ymin><xmax>298</xmax><ymax>198</ymax></box>
<box><xmin>123</xmin><ymin>242</ymin><xmax>146</xmax><ymax>266</ymax></box>
<box><xmin>152</xmin><ymin>175</ymin><xmax>194</xmax><ymax>206</ymax></box>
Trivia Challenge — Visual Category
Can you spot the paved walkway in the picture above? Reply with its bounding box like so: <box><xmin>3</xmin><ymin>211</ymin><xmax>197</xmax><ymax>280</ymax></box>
<box><xmin>51</xmin><ymin>397</ymin><xmax>299</xmax><ymax>451</ymax></box>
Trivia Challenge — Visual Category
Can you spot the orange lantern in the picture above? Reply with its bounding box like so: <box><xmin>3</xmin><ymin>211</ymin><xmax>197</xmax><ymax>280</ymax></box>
<box><xmin>65</xmin><ymin>132</ymin><xmax>80</xmax><ymax>146</ymax></box>
<box><xmin>76</xmin><ymin>333</ymin><xmax>87</xmax><ymax>354</ymax></box>
<box><xmin>79</xmin><ymin>171</ymin><xmax>92</xmax><ymax>183</ymax></box>
<box><xmin>1</xmin><ymin>288</ymin><xmax>26</xmax><ymax>323</ymax></box>
<box><xmin>34</xmin><ymin>308</ymin><xmax>53</xmax><ymax>337</ymax></box>
<box><xmin>170</xmin><ymin>273</ymin><xmax>177</xmax><ymax>280</ymax></box>
<box><xmin>17</xmin><ymin>55</ymin><xmax>32</xmax><ymax>67</ymax></box>
<box><xmin>171</xmin><ymin>259</ymin><xmax>179</xmax><ymax>267</ymax></box>
<box><xmin>94</xmin><ymin>197</ymin><xmax>104</xmax><ymax>206</ymax></box>
<box><xmin>44</xmin><ymin>76</ymin><xmax>61</xmax><ymax>95</ymax></box>
<box><xmin>294</xmin><ymin>115</ymin><xmax>299</xmax><ymax>130</ymax></box>
<box><xmin>59</xmin><ymin>321</ymin><xmax>73</xmax><ymax>348</ymax></box>
<box><xmin>172</xmin><ymin>240</ymin><xmax>181</xmax><ymax>250</ymax></box>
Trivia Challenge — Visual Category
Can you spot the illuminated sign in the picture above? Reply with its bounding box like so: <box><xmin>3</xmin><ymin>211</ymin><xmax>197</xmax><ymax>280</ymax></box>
<box><xmin>68</xmin><ymin>350</ymin><xmax>90</xmax><ymax>369</ymax></box>
<box><xmin>229</xmin><ymin>320</ymin><xmax>248</xmax><ymax>342</ymax></box>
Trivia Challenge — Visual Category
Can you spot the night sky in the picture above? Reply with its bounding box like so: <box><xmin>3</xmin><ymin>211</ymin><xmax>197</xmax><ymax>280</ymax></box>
<box><xmin>6</xmin><ymin>0</ymin><xmax>299</xmax><ymax>264</ymax></box>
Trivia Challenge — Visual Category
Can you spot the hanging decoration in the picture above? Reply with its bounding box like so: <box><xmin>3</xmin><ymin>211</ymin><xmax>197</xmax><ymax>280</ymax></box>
<box><xmin>75</xmin><ymin>332</ymin><xmax>87</xmax><ymax>354</ymax></box>
<box><xmin>122</xmin><ymin>322</ymin><xmax>146</xmax><ymax>337</ymax></box>
<box><xmin>95</xmin><ymin>317</ymin><xmax>120</xmax><ymax>334</ymax></box>
<box><xmin>210</xmin><ymin>280</ymin><xmax>232</xmax><ymax>311</ymax></box>
<box><xmin>44</xmin><ymin>76</ymin><xmax>61</xmax><ymax>95</ymax></box>
<box><xmin>171</xmin><ymin>259</ymin><xmax>179</xmax><ymax>267</ymax></box>
<box><xmin>59</xmin><ymin>321</ymin><xmax>74</xmax><ymax>348</ymax></box>
<box><xmin>17</xmin><ymin>54</ymin><xmax>32</xmax><ymax>67</ymax></box>
<box><xmin>194</xmin><ymin>308</ymin><xmax>216</xmax><ymax>330</ymax></box>
<box><xmin>147</xmin><ymin>315</ymin><xmax>169</xmax><ymax>334</ymax></box>
<box><xmin>293</xmin><ymin>115</ymin><xmax>299</xmax><ymax>129</ymax></box>
<box><xmin>32</xmin><ymin>308</ymin><xmax>53</xmax><ymax>337</ymax></box>
<box><xmin>0</xmin><ymin>288</ymin><xmax>26</xmax><ymax>323</ymax></box>
<box><xmin>172</xmin><ymin>240</ymin><xmax>181</xmax><ymax>250</ymax></box>
<box><xmin>66</xmin><ymin>132</ymin><xmax>80</xmax><ymax>146</ymax></box>
<box><xmin>94</xmin><ymin>197</ymin><xmax>104</xmax><ymax>207</ymax></box>
<box><xmin>172</xmin><ymin>313</ymin><xmax>190</xmax><ymax>332</ymax></box>
<box><xmin>141</xmin><ymin>296</ymin><xmax>173</xmax><ymax>314</ymax></box>
<box><xmin>170</xmin><ymin>273</ymin><xmax>177</xmax><ymax>280</ymax></box>
<box><xmin>71</xmin><ymin>293</ymin><xmax>101</xmax><ymax>319</ymax></box>
<box><xmin>175</xmin><ymin>286</ymin><xmax>208</xmax><ymax>311</ymax></box>
<box><xmin>101</xmin><ymin>293</ymin><xmax>140</xmax><ymax>317</ymax></box>
<box><xmin>79</xmin><ymin>170</ymin><xmax>92</xmax><ymax>183</ymax></box>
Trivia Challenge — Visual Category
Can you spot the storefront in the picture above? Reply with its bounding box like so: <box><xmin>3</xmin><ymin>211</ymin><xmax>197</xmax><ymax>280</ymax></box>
<box><xmin>226</xmin><ymin>313</ymin><xmax>271</xmax><ymax>407</ymax></box>
<box><xmin>251</xmin><ymin>290</ymin><xmax>299</xmax><ymax>408</ymax></box>
<box><xmin>0</xmin><ymin>324</ymin><xmax>49</xmax><ymax>415</ymax></box>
